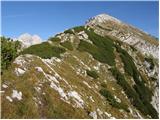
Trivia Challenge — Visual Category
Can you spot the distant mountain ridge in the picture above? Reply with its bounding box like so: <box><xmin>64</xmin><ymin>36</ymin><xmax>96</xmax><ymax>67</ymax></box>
<box><xmin>17</xmin><ymin>33</ymin><xmax>42</xmax><ymax>48</ymax></box>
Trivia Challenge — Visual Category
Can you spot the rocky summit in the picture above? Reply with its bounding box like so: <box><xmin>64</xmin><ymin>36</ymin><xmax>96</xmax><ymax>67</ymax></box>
<box><xmin>1</xmin><ymin>13</ymin><xmax>159</xmax><ymax>119</ymax></box>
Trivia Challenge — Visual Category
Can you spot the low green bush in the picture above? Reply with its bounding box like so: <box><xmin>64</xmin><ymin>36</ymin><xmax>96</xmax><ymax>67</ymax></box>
<box><xmin>1</xmin><ymin>37</ymin><xmax>21</xmax><ymax>73</ymax></box>
<box><xmin>64</xmin><ymin>29</ymin><xmax>74</xmax><ymax>34</ymax></box>
<box><xmin>116</xmin><ymin>45</ymin><xmax>135</xmax><ymax>76</ymax></box>
<box><xmin>78</xmin><ymin>40</ymin><xmax>106</xmax><ymax>63</ymax></box>
<box><xmin>60</xmin><ymin>41</ymin><xmax>73</xmax><ymax>51</ymax></box>
<box><xmin>110</xmin><ymin>67</ymin><xmax>158</xmax><ymax>118</ymax></box>
<box><xmin>49</xmin><ymin>37</ymin><xmax>61</xmax><ymax>43</ymax></box>
<box><xmin>86</xmin><ymin>70</ymin><xmax>99</xmax><ymax>79</ymax></box>
<box><xmin>116</xmin><ymin>45</ymin><xmax>152</xmax><ymax>102</ymax></box>
<box><xmin>73</xmin><ymin>26</ymin><xmax>85</xmax><ymax>33</ymax></box>
<box><xmin>77</xmin><ymin>30</ymin><xmax>115</xmax><ymax>66</ymax></box>
<box><xmin>99</xmin><ymin>88</ymin><xmax>129</xmax><ymax>112</ymax></box>
<box><xmin>22</xmin><ymin>42</ymin><xmax>66</xmax><ymax>59</ymax></box>
<box><xmin>116</xmin><ymin>45</ymin><xmax>158</xmax><ymax>118</ymax></box>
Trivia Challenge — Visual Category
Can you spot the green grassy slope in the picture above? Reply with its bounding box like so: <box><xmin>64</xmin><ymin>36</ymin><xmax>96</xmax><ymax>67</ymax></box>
<box><xmin>1</xmin><ymin>26</ymin><xmax>158</xmax><ymax>119</ymax></box>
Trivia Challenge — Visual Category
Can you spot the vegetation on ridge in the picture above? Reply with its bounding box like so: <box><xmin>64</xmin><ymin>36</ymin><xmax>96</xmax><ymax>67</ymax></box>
<box><xmin>99</xmin><ymin>88</ymin><xmax>129</xmax><ymax>112</ymax></box>
<box><xmin>86</xmin><ymin>69</ymin><xmax>99</xmax><ymax>79</ymax></box>
<box><xmin>22</xmin><ymin>42</ymin><xmax>66</xmax><ymax>59</ymax></box>
<box><xmin>1</xmin><ymin>37</ymin><xmax>21</xmax><ymax>73</ymax></box>
<box><xmin>76</xmin><ymin>28</ymin><xmax>158</xmax><ymax>118</ymax></box>
<box><xmin>110</xmin><ymin>67</ymin><xmax>158</xmax><ymax>118</ymax></box>
<box><xmin>49</xmin><ymin>37</ymin><xmax>61</xmax><ymax>43</ymax></box>
<box><xmin>64</xmin><ymin>29</ymin><xmax>75</xmax><ymax>34</ymax></box>
<box><xmin>73</xmin><ymin>26</ymin><xmax>85</xmax><ymax>33</ymax></box>
<box><xmin>78</xmin><ymin>29</ymin><xmax>115</xmax><ymax>66</ymax></box>
<box><xmin>1</xmin><ymin>24</ymin><xmax>158</xmax><ymax>119</ymax></box>
<box><xmin>60</xmin><ymin>41</ymin><xmax>73</xmax><ymax>51</ymax></box>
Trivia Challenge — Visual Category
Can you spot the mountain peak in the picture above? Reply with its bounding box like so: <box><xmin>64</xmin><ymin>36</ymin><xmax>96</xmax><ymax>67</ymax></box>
<box><xmin>85</xmin><ymin>14</ymin><xmax>158</xmax><ymax>59</ymax></box>
<box><xmin>86</xmin><ymin>13</ymin><xmax>121</xmax><ymax>25</ymax></box>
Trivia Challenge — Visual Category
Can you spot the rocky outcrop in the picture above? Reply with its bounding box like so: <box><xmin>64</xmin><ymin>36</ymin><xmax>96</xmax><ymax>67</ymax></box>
<box><xmin>86</xmin><ymin>14</ymin><xmax>159</xmax><ymax>59</ymax></box>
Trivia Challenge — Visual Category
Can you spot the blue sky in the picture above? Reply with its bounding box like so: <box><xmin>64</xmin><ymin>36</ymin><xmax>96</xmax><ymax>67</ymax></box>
<box><xmin>2</xmin><ymin>1</ymin><xmax>159</xmax><ymax>40</ymax></box>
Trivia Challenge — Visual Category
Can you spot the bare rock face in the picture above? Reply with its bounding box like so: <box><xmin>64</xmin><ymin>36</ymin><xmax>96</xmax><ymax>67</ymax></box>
<box><xmin>86</xmin><ymin>13</ymin><xmax>159</xmax><ymax>59</ymax></box>
<box><xmin>18</xmin><ymin>33</ymin><xmax>42</xmax><ymax>48</ymax></box>
<box><xmin>86</xmin><ymin>13</ymin><xmax>121</xmax><ymax>24</ymax></box>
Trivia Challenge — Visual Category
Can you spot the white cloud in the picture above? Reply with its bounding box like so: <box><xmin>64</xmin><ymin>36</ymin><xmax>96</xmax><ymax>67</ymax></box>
<box><xmin>18</xmin><ymin>33</ymin><xmax>42</xmax><ymax>48</ymax></box>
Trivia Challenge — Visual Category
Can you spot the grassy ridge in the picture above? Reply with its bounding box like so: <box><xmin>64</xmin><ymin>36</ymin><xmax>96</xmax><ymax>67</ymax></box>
<box><xmin>20</xmin><ymin>26</ymin><xmax>158</xmax><ymax>118</ymax></box>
